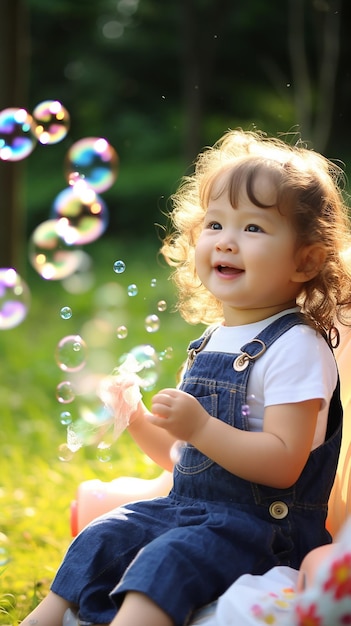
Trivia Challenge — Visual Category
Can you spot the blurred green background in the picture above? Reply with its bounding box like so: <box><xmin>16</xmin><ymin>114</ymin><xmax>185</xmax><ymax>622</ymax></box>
<box><xmin>1</xmin><ymin>0</ymin><xmax>351</xmax><ymax>622</ymax></box>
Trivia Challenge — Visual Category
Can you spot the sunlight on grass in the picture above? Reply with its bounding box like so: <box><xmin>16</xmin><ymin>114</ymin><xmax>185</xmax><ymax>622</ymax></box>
<box><xmin>0</xmin><ymin>237</ymin><xmax>199</xmax><ymax>624</ymax></box>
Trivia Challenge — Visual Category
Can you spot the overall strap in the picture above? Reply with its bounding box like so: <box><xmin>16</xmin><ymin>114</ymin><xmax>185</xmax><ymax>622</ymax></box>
<box><xmin>234</xmin><ymin>312</ymin><xmax>307</xmax><ymax>372</ymax></box>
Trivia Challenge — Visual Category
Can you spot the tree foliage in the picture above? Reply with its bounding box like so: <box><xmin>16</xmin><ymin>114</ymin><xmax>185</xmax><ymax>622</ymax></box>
<box><xmin>1</xmin><ymin>0</ymin><xmax>351</xmax><ymax>266</ymax></box>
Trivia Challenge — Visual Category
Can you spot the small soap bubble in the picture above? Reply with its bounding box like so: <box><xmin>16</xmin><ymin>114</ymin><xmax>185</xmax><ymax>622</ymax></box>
<box><xmin>60</xmin><ymin>410</ymin><xmax>72</xmax><ymax>425</ymax></box>
<box><xmin>0</xmin><ymin>268</ymin><xmax>30</xmax><ymax>329</ymax></box>
<box><xmin>150</xmin><ymin>278</ymin><xmax>157</xmax><ymax>287</ymax></box>
<box><xmin>157</xmin><ymin>300</ymin><xmax>167</xmax><ymax>312</ymax></box>
<box><xmin>158</xmin><ymin>346</ymin><xmax>173</xmax><ymax>361</ymax></box>
<box><xmin>127</xmin><ymin>284</ymin><xmax>138</xmax><ymax>297</ymax></box>
<box><xmin>97</xmin><ymin>441</ymin><xmax>112</xmax><ymax>463</ymax></box>
<box><xmin>56</xmin><ymin>335</ymin><xmax>88</xmax><ymax>372</ymax></box>
<box><xmin>58</xmin><ymin>443</ymin><xmax>74</xmax><ymax>462</ymax></box>
<box><xmin>241</xmin><ymin>404</ymin><xmax>250</xmax><ymax>417</ymax></box>
<box><xmin>64</xmin><ymin>137</ymin><xmax>119</xmax><ymax>193</ymax></box>
<box><xmin>144</xmin><ymin>314</ymin><xmax>160</xmax><ymax>333</ymax></box>
<box><xmin>113</xmin><ymin>260</ymin><xmax>126</xmax><ymax>274</ymax></box>
<box><xmin>56</xmin><ymin>380</ymin><xmax>75</xmax><ymax>404</ymax></box>
<box><xmin>116</xmin><ymin>325</ymin><xmax>128</xmax><ymax>339</ymax></box>
<box><xmin>32</xmin><ymin>100</ymin><xmax>70</xmax><ymax>145</ymax></box>
<box><xmin>60</xmin><ymin>306</ymin><xmax>72</xmax><ymax>320</ymax></box>
<box><xmin>51</xmin><ymin>185</ymin><xmax>109</xmax><ymax>245</ymax></box>
<box><xmin>0</xmin><ymin>107</ymin><xmax>37</xmax><ymax>161</ymax></box>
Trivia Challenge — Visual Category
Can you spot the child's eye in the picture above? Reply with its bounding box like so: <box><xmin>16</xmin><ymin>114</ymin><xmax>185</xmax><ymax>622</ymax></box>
<box><xmin>245</xmin><ymin>224</ymin><xmax>263</xmax><ymax>233</ymax></box>
<box><xmin>206</xmin><ymin>221</ymin><xmax>222</xmax><ymax>230</ymax></box>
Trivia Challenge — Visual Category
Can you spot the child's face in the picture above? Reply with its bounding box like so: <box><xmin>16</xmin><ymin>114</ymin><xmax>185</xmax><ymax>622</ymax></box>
<box><xmin>195</xmin><ymin>171</ymin><xmax>306</xmax><ymax>325</ymax></box>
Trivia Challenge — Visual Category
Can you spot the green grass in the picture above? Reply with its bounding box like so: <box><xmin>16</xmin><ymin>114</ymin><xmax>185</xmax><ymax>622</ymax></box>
<box><xmin>0</xmin><ymin>236</ymin><xmax>199</xmax><ymax>624</ymax></box>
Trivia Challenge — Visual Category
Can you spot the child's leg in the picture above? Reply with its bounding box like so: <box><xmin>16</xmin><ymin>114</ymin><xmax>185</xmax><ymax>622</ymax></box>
<box><xmin>20</xmin><ymin>591</ymin><xmax>77</xmax><ymax>626</ymax></box>
<box><xmin>110</xmin><ymin>592</ymin><xmax>174</xmax><ymax>626</ymax></box>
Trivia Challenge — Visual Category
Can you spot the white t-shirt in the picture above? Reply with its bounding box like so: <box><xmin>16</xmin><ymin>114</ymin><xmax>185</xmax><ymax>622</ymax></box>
<box><xmin>202</xmin><ymin>308</ymin><xmax>338</xmax><ymax>449</ymax></box>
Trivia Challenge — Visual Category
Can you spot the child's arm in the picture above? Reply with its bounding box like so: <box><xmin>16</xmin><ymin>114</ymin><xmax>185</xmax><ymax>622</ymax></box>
<box><xmin>98</xmin><ymin>374</ymin><xmax>177</xmax><ymax>470</ymax></box>
<box><xmin>150</xmin><ymin>388</ymin><xmax>320</xmax><ymax>488</ymax></box>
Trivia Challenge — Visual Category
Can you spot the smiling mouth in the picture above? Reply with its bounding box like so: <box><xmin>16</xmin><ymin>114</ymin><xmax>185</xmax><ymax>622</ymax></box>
<box><xmin>216</xmin><ymin>265</ymin><xmax>243</xmax><ymax>275</ymax></box>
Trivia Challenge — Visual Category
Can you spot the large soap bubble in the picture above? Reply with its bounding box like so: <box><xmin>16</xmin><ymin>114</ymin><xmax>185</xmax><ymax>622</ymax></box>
<box><xmin>0</xmin><ymin>268</ymin><xmax>30</xmax><ymax>329</ymax></box>
<box><xmin>116</xmin><ymin>344</ymin><xmax>159</xmax><ymax>391</ymax></box>
<box><xmin>55</xmin><ymin>334</ymin><xmax>88</xmax><ymax>372</ymax></box>
<box><xmin>50</xmin><ymin>183</ymin><xmax>109</xmax><ymax>244</ymax></box>
<box><xmin>32</xmin><ymin>100</ymin><xmax>70</xmax><ymax>145</ymax></box>
<box><xmin>0</xmin><ymin>107</ymin><xmax>37</xmax><ymax>161</ymax></box>
<box><xmin>64</xmin><ymin>137</ymin><xmax>119</xmax><ymax>192</ymax></box>
<box><xmin>28</xmin><ymin>219</ymin><xmax>83</xmax><ymax>280</ymax></box>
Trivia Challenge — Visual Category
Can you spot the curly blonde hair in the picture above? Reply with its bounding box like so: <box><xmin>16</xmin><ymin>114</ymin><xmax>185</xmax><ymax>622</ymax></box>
<box><xmin>161</xmin><ymin>129</ymin><xmax>351</xmax><ymax>332</ymax></box>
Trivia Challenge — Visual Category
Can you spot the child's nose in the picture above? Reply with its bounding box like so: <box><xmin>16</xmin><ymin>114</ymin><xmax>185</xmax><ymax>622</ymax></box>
<box><xmin>215</xmin><ymin>233</ymin><xmax>237</xmax><ymax>252</ymax></box>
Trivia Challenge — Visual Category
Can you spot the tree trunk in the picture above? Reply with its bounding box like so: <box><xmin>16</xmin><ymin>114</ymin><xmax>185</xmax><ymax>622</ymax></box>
<box><xmin>288</xmin><ymin>0</ymin><xmax>341</xmax><ymax>152</ymax></box>
<box><xmin>0</xmin><ymin>0</ymin><xmax>29</xmax><ymax>270</ymax></box>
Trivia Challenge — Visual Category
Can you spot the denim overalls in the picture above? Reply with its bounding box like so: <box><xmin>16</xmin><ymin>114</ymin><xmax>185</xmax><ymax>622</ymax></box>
<box><xmin>52</xmin><ymin>313</ymin><xmax>342</xmax><ymax>626</ymax></box>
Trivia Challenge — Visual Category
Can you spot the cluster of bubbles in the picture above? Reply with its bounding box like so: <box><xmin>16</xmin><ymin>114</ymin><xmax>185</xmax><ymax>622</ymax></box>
<box><xmin>0</xmin><ymin>99</ymin><xmax>177</xmax><ymax>469</ymax></box>
<box><xmin>0</xmin><ymin>101</ymin><xmax>70</xmax><ymax>161</ymax></box>
<box><xmin>29</xmin><ymin>132</ymin><xmax>118</xmax><ymax>281</ymax></box>
<box><xmin>112</xmin><ymin>267</ymin><xmax>170</xmax><ymax>340</ymax></box>
<box><xmin>0</xmin><ymin>100</ymin><xmax>119</xmax><ymax>328</ymax></box>
<box><xmin>0</xmin><ymin>268</ymin><xmax>30</xmax><ymax>329</ymax></box>
<box><xmin>55</xmin><ymin>263</ymin><xmax>173</xmax><ymax>461</ymax></box>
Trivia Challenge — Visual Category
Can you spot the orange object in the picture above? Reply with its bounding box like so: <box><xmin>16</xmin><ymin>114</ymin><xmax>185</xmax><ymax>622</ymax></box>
<box><xmin>71</xmin><ymin>471</ymin><xmax>173</xmax><ymax>535</ymax></box>
<box><xmin>327</xmin><ymin>324</ymin><xmax>351</xmax><ymax>536</ymax></box>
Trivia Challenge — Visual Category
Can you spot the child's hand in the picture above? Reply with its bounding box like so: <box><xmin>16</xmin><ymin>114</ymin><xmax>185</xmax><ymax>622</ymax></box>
<box><xmin>150</xmin><ymin>388</ymin><xmax>210</xmax><ymax>442</ymax></box>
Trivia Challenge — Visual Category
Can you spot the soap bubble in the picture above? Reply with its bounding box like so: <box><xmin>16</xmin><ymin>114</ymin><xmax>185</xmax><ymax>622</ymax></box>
<box><xmin>97</xmin><ymin>441</ymin><xmax>112</xmax><ymax>462</ymax></box>
<box><xmin>0</xmin><ymin>268</ymin><xmax>30</xmax><ymax>329</ymax></box>
<box><xmin>116</xmin><ymin>325</ymin><xmax>128</xmax><ymax>339</ymax></box>
<box><xmin>28</xmin><ymin>219</ymin><xmax>82</xmax><ymax>280</ymax></box>
<box><xmin>241</xmin><ymin>395</ymin><xmax>256</xmax><ymax>418</ymax></box>
<box><xmin>32</xmin><ymin>100</ymin><xmax>70</xmax><ymax>145</ymax></box>
<box><xmin>0</xmin><ymin>107</ymin><xmax>37</xmax><ymax>161</ymax></box>
<box><xmin>64</xmin><ymin>137</ymin><xmax>119</xmax><ymax>192</ymax></box>
<box><xmin>60</xmin><ymin>306</ymin><xmax>72</xmax><ymax>319</ymax></box>
<box><xmin>127</xmin><ymin>283</ymin><xmax>138</xmax><ymax>297</ymax></box>
<box><xmin>158</xmin><ymin>346</ymin><xmax>173</xmax><ymax>361</ymax></box>
<box><xmin>241</xmin><ymin>404</ymin><xmax>250</xmax><ymax>417</ymax></box>
<box><xmin>60</xmin><ymin>410</ymin><xmax>72</xmax><ymax>425</ymax></box>
<box><xmin>56</xmin><ymin>380</ymin><xmax>75</xmax><ymax>404</ymax></box>
<box><xmin>58</xmin><ymin>442</ymin><xmax>74</xmax><ymax>462</ymax></box>
<box><xmin>113</xmin><ymin>260</ymin><xmax>126</xmax><ymax>274</ymax></box>
<box><xmin>157</xmin><ymin>300</ymin><xmax>167</xmax><ymax>312</ymax></box>
<box><xmin>55</xmin><ymin>335</ymin><xmax>88</xmax><ymax>372</ymax></box>
<box><xmin>50</xmin><ymin>184</ymin><xmax>109</xmax><ymax>245</ymax></box>
<box><xmin>117</xmin><ymin>344</ymin><xmax>159</xmax><ymax>390</ymax></box>
<box><xmin>144</xmin><ymin>314</ymin><xmax>160</xmax><ymax>333</ymax></box>
<box><xmin>79</xmin><ymin>401</ymin><xmax>113</xmax><ymax>428</ymax></box>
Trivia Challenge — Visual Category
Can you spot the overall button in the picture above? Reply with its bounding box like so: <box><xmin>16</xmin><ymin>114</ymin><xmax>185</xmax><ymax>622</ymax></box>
<box><xmin>269</xmin><ymin>501</ymin><xmax>289</xmax><ymax>519</ymax></box>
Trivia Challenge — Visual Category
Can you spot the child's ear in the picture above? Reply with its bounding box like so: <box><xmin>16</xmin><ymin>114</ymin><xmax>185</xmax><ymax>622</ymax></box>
<box><xmin>292</xmin><ymin>244</ymin><xmax>327</xmax><ymax>283</ymax></box>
